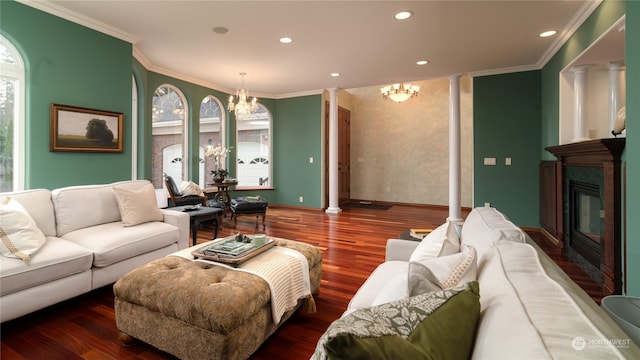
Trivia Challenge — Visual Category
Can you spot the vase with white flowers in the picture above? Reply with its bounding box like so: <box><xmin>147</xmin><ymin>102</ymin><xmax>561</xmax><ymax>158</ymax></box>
<box><xmin>206</xmin><ymin>144</ymin><xmax>231</xmax><ymax>183</ymax></box>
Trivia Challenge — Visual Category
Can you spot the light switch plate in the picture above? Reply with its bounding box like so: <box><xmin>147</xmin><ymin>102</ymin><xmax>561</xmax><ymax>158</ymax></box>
<box><xmin>484</xmin><ymin>157</ymin><xmax>496</xmax><ymax>166</ymax></box>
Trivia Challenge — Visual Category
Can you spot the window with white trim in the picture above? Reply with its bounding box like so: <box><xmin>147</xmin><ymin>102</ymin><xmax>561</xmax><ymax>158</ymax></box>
<box><xmin>199</xmin><ymin>95</ymin><xmax>225</xmax><ymax>187</ymax></box>
<box><xmin>236</xmin><ymin>104</ymin><xmax>271</xmax><ymax>188</ymax></box>
<box><xmin>152</xmin><ymin>85</ymin><xmax>187</xmax><ymax>188</ymax></box>
<box><xmin>0</xmin><ymin>36</ymin><xmax>25</xmax><ymax>191</ymax></box>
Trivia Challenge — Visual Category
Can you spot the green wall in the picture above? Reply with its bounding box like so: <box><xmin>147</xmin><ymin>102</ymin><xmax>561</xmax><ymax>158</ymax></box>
<box><xmin>624</xmin><ymin>1</ymin><xmax>639</xmax><ymax>296</ymax></box>
<box><xmin>1</xmin><ymin>1</ymin><xmax>133</xmax><ymax>189</ymax></box>
<box><xmin>473</xmin><ymin>71</ymin><xmax>541</xmax><ymax>227</ymax></box>
<box><xmin>273</xmin><ymin>95</ymin><xmax>323</xmax><ymax>207</ymax></box>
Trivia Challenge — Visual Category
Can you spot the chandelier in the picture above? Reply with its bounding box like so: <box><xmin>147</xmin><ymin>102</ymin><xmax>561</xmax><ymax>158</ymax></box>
<box><xmin>228</xmin><ymin>72</ymin><xmax>258</xmax><ymax>117</ymax></box>
<box><xmin>380</xmin><ymin>83</ymin><xmax>420</xmax><ymax>102</ymax></box>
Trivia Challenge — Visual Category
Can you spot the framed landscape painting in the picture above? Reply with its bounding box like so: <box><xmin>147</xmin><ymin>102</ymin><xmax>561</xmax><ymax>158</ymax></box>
<box><xmin>50</xmin><ymin>103</ymin><xmax>123</xmax><ymax>152</ymax></box>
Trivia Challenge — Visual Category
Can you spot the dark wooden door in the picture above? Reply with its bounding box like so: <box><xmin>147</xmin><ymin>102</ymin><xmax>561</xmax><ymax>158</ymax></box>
<box><xmin>337</xmin><ymin>106</ymin><xmax>351</xmax><ymax>204</ymax></box>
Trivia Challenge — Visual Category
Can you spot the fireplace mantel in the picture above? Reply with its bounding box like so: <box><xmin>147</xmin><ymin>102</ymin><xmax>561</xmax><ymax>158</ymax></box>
<box><xmin>544</xmin><ymin>138</ymin><xmax>625</xmax><ymax>296</ymax></box>
<box><xmin>546</xmin><ymin>138</ymin><xmax>625</xmax><ymax>165</ymax></box>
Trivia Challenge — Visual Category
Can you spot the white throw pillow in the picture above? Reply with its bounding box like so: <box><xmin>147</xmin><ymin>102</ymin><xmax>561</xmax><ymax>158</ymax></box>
<box><xmin>180</xmin><ymin>181</ymin><xmax>204</xmax><ymax>196</ymax></box>
<box><xmin>409</xmin><ymin>220</ymin><xmax>460</xmax><ymax>262</ymax></box>
<box><xmin>0</xmin><ymin>196</ymin><xmax>46</xmax><ymax>264</ymax></box>
<box><xmin>113</xmin><ymin>183</ymin><xmax>164</xmax><ymax>226</ymax></box>
<box><xmin>408</xmin><ymin>244</ymin><xmax>477</xmax><ymax>296</ymax></box>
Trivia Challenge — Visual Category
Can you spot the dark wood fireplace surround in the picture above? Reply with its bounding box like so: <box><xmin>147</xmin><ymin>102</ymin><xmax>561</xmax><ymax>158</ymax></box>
<box><xmin>542</xmin><ymin>138</ymin><xmax>625</xmax><ymax>297</ymax></box>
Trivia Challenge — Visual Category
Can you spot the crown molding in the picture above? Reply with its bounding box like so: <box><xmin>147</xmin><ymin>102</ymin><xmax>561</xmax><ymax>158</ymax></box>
<box><xmin>536</xmin><ymin>0</ymin><xmax>603</xmax><ymax>68</ymax></box>
<box><xmin>467</xmin><ymin>64</ymin><xmax>539</xmax><ymax>78</ymax></box>
<box><xmin>132</xmin><ymin>49</ymin><xmax>323</xmax><ymax>99</ymax></box>
<box><xmin>470</xmin><ymin>0</ymin><xmax>603</xmax><ymax>78</ymax></box>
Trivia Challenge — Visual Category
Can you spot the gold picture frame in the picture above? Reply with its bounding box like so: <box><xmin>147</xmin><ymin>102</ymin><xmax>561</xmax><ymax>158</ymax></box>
<box><xmin>50</xmin><ymin>103</ymin><xmax>123</xmax><ymax>152</ymax></box>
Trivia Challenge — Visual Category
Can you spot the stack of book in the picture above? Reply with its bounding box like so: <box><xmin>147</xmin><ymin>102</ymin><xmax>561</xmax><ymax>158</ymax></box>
<box><xmin>409</xmin><ymin>228</ymin><xmax>433</xmax><ymax>239</ymax></box>
<box><xmin>204</xmin><ymin>238</ymin><xmax>256</xmax><ymax>257</ymax></box>
<box><xmin>192</xmin><ymin>233</ymin><xmax>276</xmax><ymax>265</ymax></box>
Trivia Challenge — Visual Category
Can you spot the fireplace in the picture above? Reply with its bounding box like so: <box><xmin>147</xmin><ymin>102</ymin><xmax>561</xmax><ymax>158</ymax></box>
<box><xmin>568</xmin><ymin>180</ymin><xmax>603</xmax><ymax>282</ymax></box>
<box><xmin>545</xmin><ymin>138</ymin><xmax>625</xmax><ymax>296</ymax></box>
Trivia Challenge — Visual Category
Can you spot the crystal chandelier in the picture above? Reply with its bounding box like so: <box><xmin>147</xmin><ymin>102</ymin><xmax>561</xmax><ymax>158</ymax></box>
<box><xmin>380</xmin><ymin>83</ymin><xmax>420</xmax><ymax>102</ymax></box>
<box><xmin>228</xmin><ymin>72</ymin><xmax>258</xmax><ymax>117</ymax></box>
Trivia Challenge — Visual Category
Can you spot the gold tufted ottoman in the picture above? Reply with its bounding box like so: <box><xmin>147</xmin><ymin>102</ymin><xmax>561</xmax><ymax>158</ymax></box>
<box><xmin>113</xmin><ymin>238</ymin><xmax>322</xmax><ymax>360</ymax></box>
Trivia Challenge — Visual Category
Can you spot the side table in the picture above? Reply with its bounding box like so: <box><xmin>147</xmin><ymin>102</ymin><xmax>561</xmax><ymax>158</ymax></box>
<box><xmin>167</xmin><ymin>206</ymin><xmax>224</xmax><ymax>246</ymax></box>
<box><xmin>398</xmin><ymin>229</ymin><xmax>424</xmax><ymax>242</ymax></box>
<box><xmin>204</xmin><ymin>180</ymin><xmax>238</xmax><ymax>215</ymax></box>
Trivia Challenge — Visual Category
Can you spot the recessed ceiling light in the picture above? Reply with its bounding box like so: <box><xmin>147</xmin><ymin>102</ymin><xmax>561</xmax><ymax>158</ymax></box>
<box><xmin>213</xmin><ymin>26</ymin><xmax>230</xmax><ymax>35</ymax></box>
<box><xmin>416</xmin><ymin>60</ymin><xmax>429</xmax><ymax>65</ymax></box>
<box><xmin>279</xmin><ymin>37</ymin><xmax>293</xmax><ymax>44</ymax></box>
<box><xmin>330</xmin><ymin>73</ymin><xmax>341</xmax><ymax>77</ymax></box>
<box><xmin>395</xmin><ymin>11</ymin><xmax>413</xmax><ymax>20</ymax></box>
<box><xmin>539</xmin><ymin>30</ymin><xmax>557</xmax><ymax>38</ymax></box>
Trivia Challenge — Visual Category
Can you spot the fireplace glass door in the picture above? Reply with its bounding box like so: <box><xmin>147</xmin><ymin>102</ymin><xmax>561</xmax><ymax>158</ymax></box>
<box><xmin>570</xmin><ymin>181</ymin><xmax>603</xmax><ymax>266</ymax></box>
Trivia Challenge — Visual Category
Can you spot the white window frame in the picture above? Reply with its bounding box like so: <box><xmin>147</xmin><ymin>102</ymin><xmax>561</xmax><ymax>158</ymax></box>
<box><xmin>1</xmin><ymin>35</ymin><xmax>25</xmax><ymax>191</ymax></box>
<box><xmin>199</xmin><ymin>95</ymin><xmax>226</xmax><ymax>187</ymax></box>
<box><xmin>235</xmin><ymin>103</ymin><xmax>272</xmax><ymax>189</ymax></box>
<box><xmin>131</xmin><ymin>74</ymin><xmax>138</xmax><ymax>179</ymax></box>
<box><xmin>152</xmin><ymin>84</ymin><xmax>188</xmax><ymax>186</ymax></box>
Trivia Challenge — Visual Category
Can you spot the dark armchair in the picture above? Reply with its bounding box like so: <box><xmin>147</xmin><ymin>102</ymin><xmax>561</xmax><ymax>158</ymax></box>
<box><xmin>164</xmin><ymin>174</ymin><xmax>208</xmax><ymax>207</ymax></box>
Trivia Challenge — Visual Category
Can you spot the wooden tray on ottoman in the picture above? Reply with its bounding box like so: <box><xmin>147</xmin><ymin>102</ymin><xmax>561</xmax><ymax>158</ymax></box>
<box><xmin>191</xmin><ymin>235</ymin><xmax>275</xmax><ymax>265</ymax></box>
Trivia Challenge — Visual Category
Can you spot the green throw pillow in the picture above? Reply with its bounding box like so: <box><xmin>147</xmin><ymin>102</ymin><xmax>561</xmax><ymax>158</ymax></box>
<box><xmin>311</xmin><ymin>281</ymin><xmax>480</xmax><ymax>360</ymax></box>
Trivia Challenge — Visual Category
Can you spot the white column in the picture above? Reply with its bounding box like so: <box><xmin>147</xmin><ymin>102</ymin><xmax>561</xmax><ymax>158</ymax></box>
<box><xmin>448</xmin><ymin>74</ymin><xmax>463</xmax><ymax>224</ymax></box>
<box><xmin>572</xmin><ymin>66</ymin><xmax>591</xmax><ymax>142</ymax></box>
<box><xmin>608</xmin><ymin>62</ymin><xmax>625</xmax><ymax>136</ymax></box>
<box><xmin>325</xmin><ymin>88</ymin><xmax>342</xmax><ymax>214</ymax></box>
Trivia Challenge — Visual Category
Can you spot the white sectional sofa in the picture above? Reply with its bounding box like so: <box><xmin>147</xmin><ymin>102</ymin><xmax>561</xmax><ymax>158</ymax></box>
<box><xmin>0</xmin><ymin>180</ymin><xmax>189</xmax><ymax>323</ymax></box>
<box><xmin>313</xmin><ymin>206</ymin><xmax>640</xmax><ymax>359</ymax></box>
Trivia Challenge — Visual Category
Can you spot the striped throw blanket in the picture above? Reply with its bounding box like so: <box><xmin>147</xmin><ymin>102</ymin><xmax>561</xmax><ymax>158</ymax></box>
<box><xmin>170</xmin><ymin>244</ymin><xmax>312</xmax><ymax>324</ymax></box>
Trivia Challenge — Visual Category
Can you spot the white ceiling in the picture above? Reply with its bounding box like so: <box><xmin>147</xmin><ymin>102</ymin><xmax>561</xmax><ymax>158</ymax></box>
<box><xmin>21</xmin><ymin>0</ymin><xmax>609</xmax><ymax>98</ymax></box>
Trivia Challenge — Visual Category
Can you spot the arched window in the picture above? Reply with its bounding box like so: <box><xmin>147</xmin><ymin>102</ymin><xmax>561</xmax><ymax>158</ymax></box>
<box><xmin>151</xmin><ymin>84</ymin><xmax>187</xmax><ymax>188</ymax></box>
<box><xmin>199</xmin><ymin>95</ymin><xmax>225</xmax><ymax>187</ymax></box>
<box><xmin>236</xmin><ymin>104</ymin><xmax>271</xmax><ymax>188</ymax></box>
<box><xmin>0</xmin><ymin>36</ymin><xmax>25</xmax><ymax>191</ymax></box>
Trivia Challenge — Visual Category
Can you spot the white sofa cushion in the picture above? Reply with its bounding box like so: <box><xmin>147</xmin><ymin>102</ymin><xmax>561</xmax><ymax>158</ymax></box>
<box><xmin>113</xmin><ymin>183</ymin><xmax>163</xmax><ymax>226</ymax></box>
<box><xmin>460</xmin><ymin>206</ymin><xmax>525</xmax><ymax>259</ymax></box>
<box><xmin>0</xmin><ymin>196</ymin><xmax>47</xmax><ymax>264</ymax></box>
<box><xmin>0</xmin><ymin>236</ymin><xmax>93</xmax><ymax>296</ymax></box>
<box><xmin>345</xmin><ymin>261</ymin><xmax>409</xmax><ymax>314</ymax></box>
<box><xmin>1</xmin><ymin>270</ymin><xmax>92</xmax><ymax>323</ymax></box>
<box><xmin>409</xmin><ymin>221</ymin><xmax>459</xmax><ymax>262</ymax></box>
<box><xmin>409</xmin><ymin>244</ymin><xmax>477</xmax><ymax>295</ymax></box>
<box><xmin>370</xmin><ymin>271</ymin><xmax>410</xmax><ymax>307</ymax></box>
<box><xmin>473</xmin><ymin>243</ymin><xmax>629</xmax><ymax>359</ymax></box>
<box><xmin>0</xmin><ymin>189</ymin><xmax>56</xmax><ymax>237</ymax></box>
<box><xmin>61</xmin><ymin>221</ymin><xmax>180</xmax><ymax>268</ymax></box>
<box><xmin>51</xmin><ymin>180</ymin><xmax>151</xmax><ymax>236</ymax></box>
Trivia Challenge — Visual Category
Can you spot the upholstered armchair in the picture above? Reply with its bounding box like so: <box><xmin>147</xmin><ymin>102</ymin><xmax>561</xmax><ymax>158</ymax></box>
<box><xmin>163</xmin><ymin>174</ymin><xmax>208</xmax><ymax>207</ymax></box>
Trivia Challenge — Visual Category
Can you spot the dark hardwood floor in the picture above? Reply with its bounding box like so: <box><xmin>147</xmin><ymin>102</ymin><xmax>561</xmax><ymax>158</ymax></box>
<box><xmin>0</xmin><ymin>204</ymin><xmax>602</xmax><ymax>359</ymax></box>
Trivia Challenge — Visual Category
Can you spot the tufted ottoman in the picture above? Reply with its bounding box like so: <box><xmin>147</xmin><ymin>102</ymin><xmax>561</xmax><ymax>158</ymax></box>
<box><xmin>113</xmin><ymin>238</ymin><xmax>322</xmax><ymax>360</ymax></box>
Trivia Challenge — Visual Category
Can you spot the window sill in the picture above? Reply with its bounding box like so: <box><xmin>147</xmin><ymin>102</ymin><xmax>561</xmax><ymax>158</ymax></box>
<box><xmin>234</xmin><ymin>186</ymin><xmax>275</xmax><ymax>191</ymax></box>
